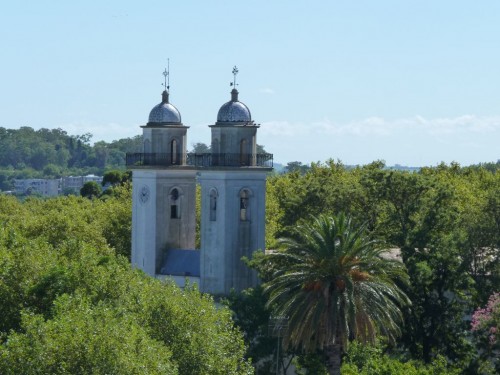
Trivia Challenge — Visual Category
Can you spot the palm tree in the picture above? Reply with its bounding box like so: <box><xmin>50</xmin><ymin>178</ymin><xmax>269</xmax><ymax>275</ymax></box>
<box><xmin>263</xmin><ymin>213</ymin><xmax>410</xmax><ymax>375</ymax></box>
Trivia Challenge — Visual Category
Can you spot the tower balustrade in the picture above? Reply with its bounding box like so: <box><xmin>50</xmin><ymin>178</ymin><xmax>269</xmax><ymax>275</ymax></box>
<box><xmin>126</xmin><ymin>152</ymin><xmax>273</xmax><ymax>168</ymax></box>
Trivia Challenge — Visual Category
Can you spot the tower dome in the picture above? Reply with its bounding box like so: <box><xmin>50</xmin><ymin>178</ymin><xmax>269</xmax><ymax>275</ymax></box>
<box><xmin>148</xmin><ymin>90</ymin><xmax>182</xmax><ymax>125</ymax></box>
<box><xmin>217</xmin><ymin>88</ymin><xmax>252</xmax><ymax>123</ymax></box>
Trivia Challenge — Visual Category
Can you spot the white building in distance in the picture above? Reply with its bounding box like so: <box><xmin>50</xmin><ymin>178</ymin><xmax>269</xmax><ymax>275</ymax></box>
<box><xmin>14</xmin><ymin>178</ymin><xmax>60</xmax><ymax>197</ymax></box>
<box><xmin>13</xmin><ymin>175</ymin><xmax>103</xmax><ymax>197</ymax></box>
<box><xmin>62</xmin><ymin>175</ymin><xmax>103</xmax><ymax>194</ymax></box>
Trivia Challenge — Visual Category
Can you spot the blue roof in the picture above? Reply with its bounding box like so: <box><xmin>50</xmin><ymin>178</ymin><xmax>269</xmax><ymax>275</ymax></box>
<box><xmin>159</xmin><ymin>249</ymin><xmax>200</xmax><ymax>277</ymax></box>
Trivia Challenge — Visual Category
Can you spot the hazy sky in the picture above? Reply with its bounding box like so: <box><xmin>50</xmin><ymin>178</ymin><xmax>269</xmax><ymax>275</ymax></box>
<box><xmin>1</xmin><ymin>1</ymin><xmax>499</xmax><ymax>166</ymax></box>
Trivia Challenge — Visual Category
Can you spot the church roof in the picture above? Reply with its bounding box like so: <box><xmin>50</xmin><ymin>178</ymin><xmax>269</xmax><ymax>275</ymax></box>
<box><xmin>159</xmin><ymin>249</ymin><xmax>200</xmax><ymax>277</ymax></box>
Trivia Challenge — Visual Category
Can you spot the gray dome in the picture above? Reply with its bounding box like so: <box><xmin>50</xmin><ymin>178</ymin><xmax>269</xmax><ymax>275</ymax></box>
<box><xmin>148</xmin><ymin>91</ymin><xmax>182</xmax><ymax>124</ymax></box>
<box><xmin>217</xmin><ymin>89</ymin><xmax>252</xmax><ymax>122</ymax></box>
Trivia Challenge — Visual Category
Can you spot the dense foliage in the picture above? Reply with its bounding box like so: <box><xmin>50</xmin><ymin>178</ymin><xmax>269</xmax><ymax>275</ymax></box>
<box><xmin>341</xmin><ymin>340</ymin><xmax>461</xmax><ymax>375</ymax></box>
<box><xmin>1</xmin><ymin>126</ymin><xmax>498</xmax><ymax>373</ymax></box>
<box><xmin>0</xmin><ymin>127</ymin><xmax>142</xmax><ymax>191</ymax></box>
<box><xmin>236</xmin><ymin>160</ymin><xmax>499</xmax><ymax>374</ymax></box>
<box><xmin>260</xmin><ymin>214</ymin><xmax>410</xmax><ymax>374</ymax></box>
<box><xmin>0</xmin><ymin>189</ymin><xmax>253</xmax><ymax>374</ymax></box>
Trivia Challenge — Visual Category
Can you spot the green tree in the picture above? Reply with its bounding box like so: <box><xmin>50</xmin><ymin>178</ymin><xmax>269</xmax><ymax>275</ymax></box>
<box><xmin>80</xmin><ymin>181</ymin><xmax>102</xmax><ymax>199</ymax></box>
<box><xmin>341</xmin><ymin>340</ymin><xmax>460</xmax><ymax>375</ymax></box>
<box><xmin>0</xmin><ymin>194</ymin><xmax>253</xmax><ymax>374</ymax></box>
<box><xmin>95</xmin><ymin>183</ymin><xmax>132</xmax><ymax>258</ymax></box>
<box><xmin>190</xmin><ymin>142</ymin><xmax>211</xmax><ymax>153</ymax></box>
<box><xmin>256</xmin><ymin>144</ymin><xmax>267</xmax><ymax>154</ymax></box>
<box><xmin>102</xmin><ymin>170</ymin><xmax>124</xmax><ymax>186</ymax></box>
<box><xmin>0</xmin><ymin>126</ymin><xmax>143</xmax><ymax>178</ymax></box>
<box><xmin>0</xmin><ymin>296</ymin><xmax>179</xmax><ymax>375</ymax></box>
<box><xmin>259</xmin><ymin>213</ymin><xmax>410</xmax><ymax>375</ymax></box>
<box><xmin>284</xmin><ymin>161</ymin><xmax>310</xmax><ymax>174</ymax></box>
<box><xmin>225</xmin><ymin>287</ymin><xmax>286</xmax><ymax>374</ymax></box>
<box><xmin>42</xmin><ymin>164</ymin><xmax>62</xmax><ymax>178</ymax></box>
<box><xmin>385</xmin><ymin>167</ymin><xmax>477</xmax><ymax>365</ymax></box>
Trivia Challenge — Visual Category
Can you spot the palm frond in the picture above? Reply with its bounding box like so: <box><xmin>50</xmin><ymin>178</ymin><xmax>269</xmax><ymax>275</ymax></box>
<box><xmin>263</xmin><ymin>212</ymin><xmax>411</xmax><ymax>353</ymax></box>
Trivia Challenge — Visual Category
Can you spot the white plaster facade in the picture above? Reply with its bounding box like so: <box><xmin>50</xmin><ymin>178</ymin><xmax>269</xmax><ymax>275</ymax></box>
<box><xmin>199</xmin><ymin>170</ymin><xmax>267</xmax><ymax>294</ymax></box>
<box><xmin>131</xmin><ymin>168</ymin><xmax>197</xmax><ymax>276</ymax></box>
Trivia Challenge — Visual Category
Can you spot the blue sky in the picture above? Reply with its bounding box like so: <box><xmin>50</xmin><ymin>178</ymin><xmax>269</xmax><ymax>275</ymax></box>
<box><xmin>1</xmin><ymin>1</ymin><xmax>499</xmax><ymax>166</ymax></box>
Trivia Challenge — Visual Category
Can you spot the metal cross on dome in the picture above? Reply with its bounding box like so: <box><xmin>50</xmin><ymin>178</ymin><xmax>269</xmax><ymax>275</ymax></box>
<box><xmin>230</xmin><ymin>65</ymin><xmax>239</xmax><ymax>87</ymax></box>
<box><xmin>162</xmin><ymin>59</ymin><xmax>170</xmax><ymax>91</ymax></box>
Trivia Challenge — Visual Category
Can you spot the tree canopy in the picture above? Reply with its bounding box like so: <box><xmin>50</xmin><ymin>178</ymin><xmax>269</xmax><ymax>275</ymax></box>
<box><xmin>1</xmin><ymin>128</ymin><xmax>498</xmax><ymax>374</ymax></box>
<box><xmin>0</xmin><ymin>127</ymin><xmax>142</xmax><ymax>191</ymax></box>
<box><xmin>255</xmin><ymin>213</ymin><xmax>410</xmax><ymax>374</ymax></box>
<box><xmin>0</xmin><ymin>191</ymin><xmax>253</xmax><ymax>374</ymax></box>
<box><xmin>233</xmin><ymin>160</ymin><xmax>499</xmax><ymax>374</ymax></box>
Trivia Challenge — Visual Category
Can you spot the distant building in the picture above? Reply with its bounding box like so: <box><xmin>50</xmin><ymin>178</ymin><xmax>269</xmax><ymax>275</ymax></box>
<box><xmin>14</xmin><ymin>179</ymin><xmax>60</xmax><ymax>197</ymax></box>
<box><xmin>62</xmin><ymin>175</ymin><xmax>103</xmax><ymax>194</ymax></box>
<box><xmin>13</xmin><ymin>175</ymin><xmax>103</xmax><ymax>197</ymax></box>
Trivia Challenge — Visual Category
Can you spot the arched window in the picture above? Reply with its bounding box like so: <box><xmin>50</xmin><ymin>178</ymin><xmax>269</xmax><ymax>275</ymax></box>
<box><xmin>240</xmin><ymin>189</ymin><xmax>250</xmax><ymax>221</ymax></box>
<box><xmin>240</xmin><ymin>139</ymin><xmax>248</xmax><ymax>165</ymax></box>
<box><xmin>170</xmin><ymin>139</ymin><xmax>177</xmax><ymax>165</ymax></box>
<box><xmin>170</xmin><ymin>188</ymin><xmax>180</xmax><ymax>219</ymax></box>
<box><xmin>209</xmin><ymin>189</ymin><xmax>217</xmax><ymax>221</ymax></box>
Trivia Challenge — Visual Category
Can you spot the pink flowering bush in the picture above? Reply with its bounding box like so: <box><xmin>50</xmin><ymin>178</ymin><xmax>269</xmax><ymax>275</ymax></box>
<box><xmin>471</xmin><ymin>292</ymin><xmax>499</xmax><ymax>373</ymax></box>
<box><xmin>471</xmin><ymin>292</ymin><xmax>499</xmax><ymax>345</ymax></box>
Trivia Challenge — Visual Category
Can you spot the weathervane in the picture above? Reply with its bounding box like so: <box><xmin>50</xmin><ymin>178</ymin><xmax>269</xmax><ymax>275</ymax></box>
<box><xmin>162</xmin><ymin>59</ymin><xmax>170</xmax><ymax>91</ymax></box>
<box><xmin>230</xmin><ymin>65</ymin><xmax>239</xmax><ymax>87</ymax></box>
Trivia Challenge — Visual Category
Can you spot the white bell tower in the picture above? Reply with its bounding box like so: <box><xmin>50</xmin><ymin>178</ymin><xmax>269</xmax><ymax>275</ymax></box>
<box><xmin>128</xmin><ymin>66</ymin><xmax>272</xmax><ymax>294</ymax></box>
<box><xmin>198</xmin><ymin>66</ymin><xmax>272</xmax><ymax>295</ymax></box>
<box><xmin>130</xmin><ymin>68</ymin><xmax>196</xmax><ymax>276</ymax></box>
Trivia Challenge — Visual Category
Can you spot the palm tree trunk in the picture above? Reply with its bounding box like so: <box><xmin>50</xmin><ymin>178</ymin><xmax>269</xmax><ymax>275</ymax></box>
<box><xmin>324</xmin><ymin>341</ymin><xmax>342</xmax><ymax>375</ymax></box>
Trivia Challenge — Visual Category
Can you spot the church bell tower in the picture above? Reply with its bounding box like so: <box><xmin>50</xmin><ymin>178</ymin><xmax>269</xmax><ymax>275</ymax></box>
<box><xmin>128</xmin><ymin>66</ymin><xmax>272</xmax><ymax>294</ymax></box>
<box><xmin>198</xmin><ymin>66</ymin><xmax>272</xmax><ymax>295</ymax></box>
<box><xmin>130</xmin><ymin>68</ymin><xmax>197</xmax><ymax>276</ymax></box>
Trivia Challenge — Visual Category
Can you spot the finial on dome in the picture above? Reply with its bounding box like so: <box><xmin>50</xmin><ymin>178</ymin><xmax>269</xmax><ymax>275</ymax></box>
<box><xmin>229</xmin><ymin>66</ymin><xmax>239</xmax><ymax>102</ymax></box>
<box><xmin>161</xmin><ymin>59</ymin><xmax>171</xmax><ymax>103</ymax></box>
<box><xmin>162</xmin><ymin>59</ymin><xmax>170</xmax><ymax>91</ymax></box>
<box><xmin>230</xmin><ymin>65</ymin><xmax>239</xmax><ymax>88</ymax></box>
